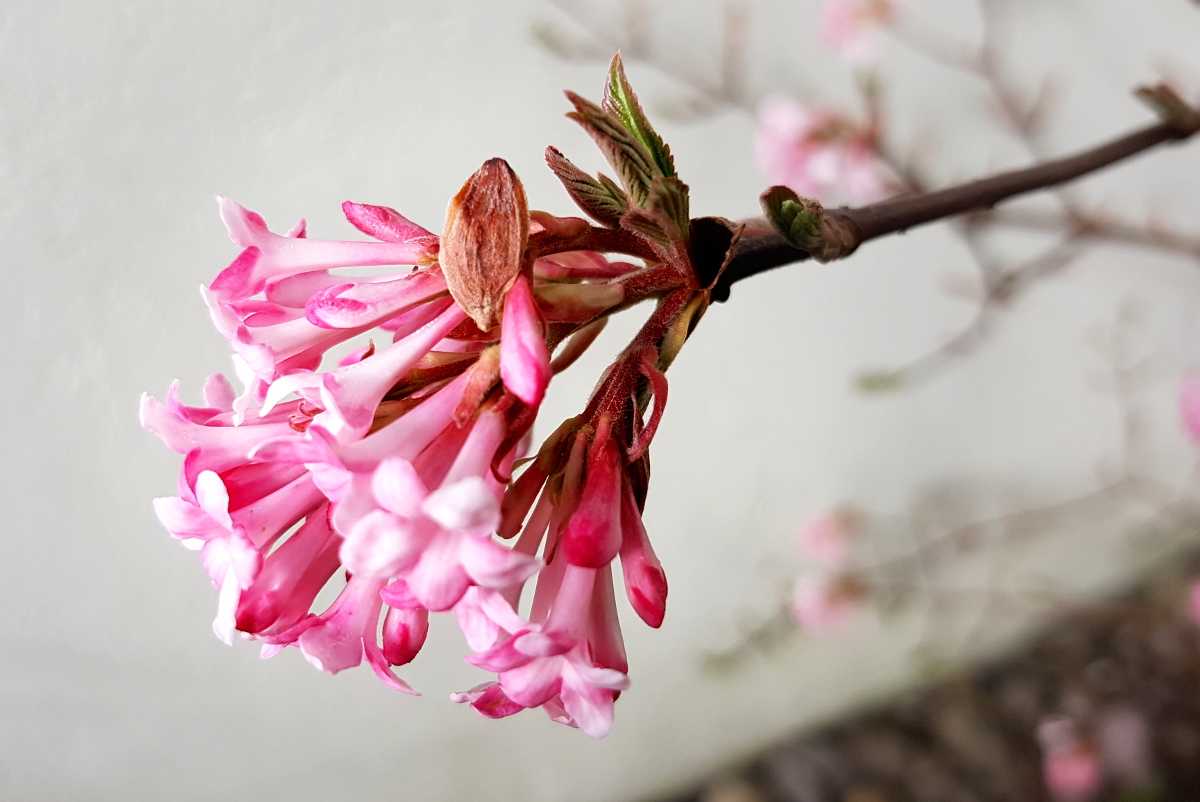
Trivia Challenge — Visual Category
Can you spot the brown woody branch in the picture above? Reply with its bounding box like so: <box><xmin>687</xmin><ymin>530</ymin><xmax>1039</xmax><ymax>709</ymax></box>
<box><xmin>715</xmin><ymin>110</ymin><xmax>1200</xmax><ymax>302</ymax></box>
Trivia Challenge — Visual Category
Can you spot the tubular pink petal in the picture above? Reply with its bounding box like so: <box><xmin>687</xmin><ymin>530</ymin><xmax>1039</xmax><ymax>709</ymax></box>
<box><xmin>559</xmin><ymin>668</ymin><xmax>616</xmax><ymax>738</ymax></box>
<box><xmin>235</xmin><ymin>509</ymin><xmax>339</xmax><ymax>634</ymax></box>
<box><xmin>588</xmin><ymin>565</ymin><xmax>629</xmax><ymax>674</ymax></box>
<box><xmin>264</xmin><ymin>270</ymin><xmax>341</xmax><ymax>308</ymax></box>
<box><xmin>618</xmin><ymin>482</ymin><xmax>667</xmax><ymax>628</ymax></box>
<box><xmin>260</xmin><ymin>372</ymin><xmax>322</xmax><ymax>417</ymax></box>
<box><xmin>193</xmin><ymin>473</ymin><xmax>232</xmax><ymax>528</ymax></box>
<box><xmin>477</xmin><ymin>588</ymin><xmax>530</xmax><ymax>634</ymax></box>
<box><xmin>454</xmin><ymin>587</ymin><xmax>502</xmax><ymax>652</ymax></box>
<box><xmin>217</xmin><ymin>462</ymin><xmax>307</xmax><ymax>511</ymax></box>
<box><xmin>405</xmin><ymin>533</ymin><xmax>473</xmax><ymax>611</ymax></box>
<box><xmin>339</xmin><ymin>510</ymin><xmax>427</xmax><ymax>579</ymax></box>
<box><xmin>229</xmin><ymin>473</ymin><xmax>324</xmax><ymax>550</ymax></box>
<box><xmin>304</xmin><ymin>270</ymin><xmax>447</xmax><ymax>329</ymax></box>
<box><xmin>342</xmin><ymin>201</ymin><xmax>439</xmax><ymax>247</ymax></box>
<box><xmin>533</xmin><ymin>252</ymin><xmax>637</xmax><ymax>280</ymax></box>
<box><xmin>379</xmin><ymin>578</ymin><xmax>422</xmax><ymax>610</ymax></box>
<box><xmin>202</xmin><ymin>373</ymin><xmax>236</xmax><ymax>411</ymax></box>
<box><xmin>459</xmin><ymin>536</ymin><xmax>540</xmax><ymax>588</ymax></box>
<box><xmin>213</xmin><ymin>570</ymin><xmax>242</xmax><ymax>645</ymax></box>
<box><xmin>153</xmin><ymin>496</ymin><xmax>219</xmax><ymax>540</ymax></box>
<box><xmin>316</xmin><ymin>304</ymin><xmax>467</xmax><ymax>438</ymax></box>
<box><xmin>500</xmin><ymin>275</ymin><xmax>551</xmax><ymax>406</ymax></box>
<box><xmin>423</xmin><ymin>476</ymin><xmax>500</xmax><ymax>532</ymax></box>
<box><xmin>442</xmin><ymin>407</ymin><xmax>508</xmax><ymax>487</ymax></box>
<box><xmin>544</xmin><ymin>564</ymin><xmax>597</xmax><ymax>635</ymax></box>
<box><xmin>465</xmin><ymin>638</ymin><xmax>531</xmax><ymax>673</ymax></box>
<box><xmin>500</xmin><ymin>656</ymin><xmax>564</xmax><ymax>709</ymax></box>
<box><xmin>363</xmin><ymin>636</ymin><xmax>421</xmax><ymax>695</ymax></box>
<box><xmin>381</xmin><ymin>604</ymin><xmax>429</xmax><ymax>667</ymax></box>
<box><xmin>372</xmin><ymin>457</ymin><xmax>428</xmax><ymax>518</ymax></box>
<box><xmin>329</xmin><ymin>369</ymin><xmax>471</xmax><ymax>471</ymax></box>
<box><xmin>298</xmin><ymin>576</ymin><xmax>387</xmax><ymax>674</ymax></box>
<box><xmin>208</xmin><ymin>247</ymin><xmax>263</xmax><ymax>302</ymax></box>
<box><xmin>512</xmin><ymin>629</ymin><xmax>574</xmax><ymax>658</ymax></box>
<box><xmin>452</xmin><ymin>682</ymin><xmax>526</xmax><ymax>718</ymax></box>
<box><xmin>216</xmin><ymin>198</ymin><xmax>427</xmax><ymax>297</ymax></box>
<box><xmin>141</xmin><ymin>393</ymin><xmax>294</xmax><ymax>471</ymax></box>
<box><xmin>499</xmin><ymin>464</ymin><xmax>549</xmax><ymax>539</ymax></box>
<box><xmin>561</xmin><ymin>439</ymin><xmax>623</xmax><ymax>568</ymax></box>
<box><xmin>227</xmin><ymin>526</ymin><xmax>263</xmax><ymax>588</ymax></box>
<box><xmin>459</xmin><ymin>536</ymin><xmax>540</xmax><ymax>589</ymax></box>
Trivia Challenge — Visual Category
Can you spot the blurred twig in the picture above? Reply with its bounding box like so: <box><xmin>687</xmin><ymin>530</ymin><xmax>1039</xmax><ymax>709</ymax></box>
<box><xmin>535</xmin><ymin>0</ymin><xmax>1200</xmax><ymax>393</ymax></box>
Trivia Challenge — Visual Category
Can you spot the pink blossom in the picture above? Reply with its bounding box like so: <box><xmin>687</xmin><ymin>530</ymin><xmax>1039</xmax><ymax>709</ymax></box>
<box><xmin>143</xmin><ymin>156</ymin><xmax>672</xmax><ymax>735</ymax></box>
<box><xmin>797</xmin><ymin>510</ymin><xmax>851</xmax><ymax>567</ymax></box>
<box><xmin>756</xmin><ymin>96</ymin><xmax>888</xmax><ymax>205</ymax></box>
<box><xmin>791</xmin><ymin>576</ymin><xmax>862</xmax><ymax>635</ymax></box>
<box><xmin>500</xmin><ymin>274</ymin><xmax>551</xmax><ymax>406</ymax></box>
<box><xmin>820</xmin><ymin>0</ymin><xmax>898</xmax><ymax>66</ymax></box>
<box><xmin>1187</xmin><ymin>579</ymin><xmax>1200</xmax><ymax>626</ymax></box>
<box><xmin>618</xmin><ymin>478</ymin><xmax>667</xmax><ymax>629</ymax></box>
<box><xmin>460</xmin><ymin>565</ymin><xmax>630</xmax><ymax>738</ymax></box>
<box><xmin>450</xmin><ymin>414</ymin><xmax>671</xmax><ymax>736</ymax></box>
<box><xmin>209</xmin><ymin>198</ymin><xmax>435</xmax><ymax>303</ymax></box>
<box><xmin>1179</xmin><ymin>375</ymin><xmax>1200</xmax><ymax>444</ymax></box>
<box><xmin>1038</xmin><ymin>717</ymin><xmax>1103</xmax><ymax>801</ymax></box>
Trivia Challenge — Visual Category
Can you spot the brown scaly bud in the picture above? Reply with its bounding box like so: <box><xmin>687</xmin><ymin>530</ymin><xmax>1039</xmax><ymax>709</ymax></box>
<box><xmin>441</xmin><ymin>158</ymin><xmax>529</xmax><ymax>330</ymax></box>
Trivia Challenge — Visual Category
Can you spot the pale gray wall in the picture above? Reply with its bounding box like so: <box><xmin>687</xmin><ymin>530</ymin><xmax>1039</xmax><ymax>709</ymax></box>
<box><xmin>1</xmin><ymin>1</ymin><xmax>1199</xmax><ymax>800</ymax></box>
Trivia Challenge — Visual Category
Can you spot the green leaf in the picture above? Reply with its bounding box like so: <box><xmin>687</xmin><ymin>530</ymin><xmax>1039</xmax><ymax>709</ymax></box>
<box><xmin>544</xmin><ymin>146</ymin><xmax>628</xmax><ymax>228</ymax></box>
<box><xmin>603</xmin><ymin>53</ymin><xmax>676</xmax><ymax>178</ymax></box>
<box><xmin>645</xmin><ymin>176</ymin><xmax>690</xmax><ymax>242</ymax></box>
<box><xmin>566</xmin><ymin>91</ymin><xmax>656</xmax><ymax>205</ymax></box>
<box><xmin>620</xmin><ymin>207</ymin><xmax>671</xmax><ymax>245</ymax></box>
<box><xmin>618</xmin><ymin>178</ymin><xmax>691</xmax><ymax>246</ymax></box>
<box><xmin>760</xmin><ymin>185</ymin><xmax>825</xmax><ymax>251</ymax></box>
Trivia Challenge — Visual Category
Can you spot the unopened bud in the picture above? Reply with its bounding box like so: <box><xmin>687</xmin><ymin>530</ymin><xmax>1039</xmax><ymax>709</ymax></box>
<box><xmin>441</xmin><ymin>158</ymin><xmax>529</xmax><ymax>330</ymax></box>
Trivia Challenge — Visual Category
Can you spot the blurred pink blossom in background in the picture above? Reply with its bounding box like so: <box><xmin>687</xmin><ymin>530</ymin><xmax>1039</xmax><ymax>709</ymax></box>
<box><xmin>797</xmin><ymin>510</ymin><xmax>851</xmax><ymax>567</ymax></box>
<box><xmin>791</xmin><ymin>577</ymin><xmax>862</xmax><ymax>635</ymax></box>
<box><xmin>1178</xmin><ymin>375</ymin><xmax>1200</xmax><ymax>443</ymax></box>
<box><xmin>1038</xmin><ymin>716</ymin><xmax>1103</xmax><ymax>801</ymax></box>
<box><xmin>1187</xmin><ymin>579</ymin><xmax>1200</xmax><ymax>626</ymax></box>
<box><xmin>820</xmin><ymin>0</ymin><xmax>898</xmax><ymax>66</ymax></box>
<box><xmin>756</xmin><ymin>96</ymin><xmax>889</xmax><ymax>205</ymax></box>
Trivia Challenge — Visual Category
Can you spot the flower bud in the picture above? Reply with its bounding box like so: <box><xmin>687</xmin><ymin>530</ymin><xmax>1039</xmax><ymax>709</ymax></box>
<box><xmin>441</xmin><ymin>158</ymin><xmax>529</xmax><ymax>330</ymax></box>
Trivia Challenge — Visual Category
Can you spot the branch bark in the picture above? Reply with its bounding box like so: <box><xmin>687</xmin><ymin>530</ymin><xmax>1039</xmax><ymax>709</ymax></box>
<box><xmin>715</xmin><ymin>110</ymin><xmax>1200</xmax><ymax>301</ymax></box>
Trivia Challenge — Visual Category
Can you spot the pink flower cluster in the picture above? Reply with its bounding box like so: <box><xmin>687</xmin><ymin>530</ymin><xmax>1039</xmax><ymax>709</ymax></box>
<box><xmin>820</xmin><ymin>0</ymin><xmax>898</xmax><ymax>66</ymax></box>
<box><xmin>141</xmin><ymin>173</ymin><xmax>668</xmax><ymax>737</ymax></box>
<box><xmin>756</xmin><ymin>97</ymin><xmax>889</xmax><ymax>207</ymax></box>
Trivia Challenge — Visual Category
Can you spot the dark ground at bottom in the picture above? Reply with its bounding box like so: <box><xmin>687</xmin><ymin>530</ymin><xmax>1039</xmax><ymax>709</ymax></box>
<box><xmin>658</xmin><ymin>570</ymin><xmax>1200</xmax><ymax>802</ymax></box>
